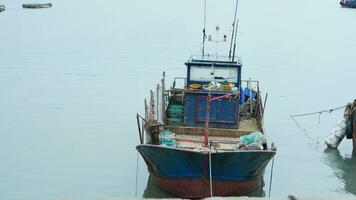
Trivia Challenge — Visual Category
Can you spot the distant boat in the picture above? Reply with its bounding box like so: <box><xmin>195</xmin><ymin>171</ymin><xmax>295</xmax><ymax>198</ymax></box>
<box><xmin>0</xmin><ymin>5</ymin><xmax>5</xmax><ymax>12</ymax></box>
<box><xmin>22</xmin><ymin>3</ymin><xmax>52</xmax><ymax>9</ymax></box>
<box><xmin>340</xmin><ymin>0</ymin><xmax>356</xmax><ymax>8</ymax></box>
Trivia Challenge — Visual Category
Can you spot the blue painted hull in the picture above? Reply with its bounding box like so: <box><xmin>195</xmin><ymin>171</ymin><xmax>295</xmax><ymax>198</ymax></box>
<box><xmin>137</xmin><ymin>144</ymin><xmax>276</xmax><ymax>197</ymax></box>
<box><xmin>340</xmin><ymin>0</ymin><xmax>356</xmax><ymax>8</ymax></box>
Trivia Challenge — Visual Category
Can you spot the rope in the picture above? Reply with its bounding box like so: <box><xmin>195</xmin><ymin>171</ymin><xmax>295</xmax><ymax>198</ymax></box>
<box><xmin>290</xmin><ymin>104</ymin><xmax>347</xmax><ymax>143</ymax></box>
<box><xmin>290</xmin><ymin>105</ymin><xmax>347</xmax><ymax>118</ymax></box>
<box><xmin>291</xmin><ymin>116</ymin><xmax>319</xmax><ymax>143</ymax></box>
<box><xmin>135</xmin><ymin>152</ymin><xmax>139</xmax><ymax>197</ymax></box>
<box><xmin>209</xmin><ymin>150</ymin><xmax>213</xmax><ymax>197</ymax></box>
<box><xmin>268</xmin><ymin>156</ymin><xmax>275</xmax><ymax>198</ymax></box>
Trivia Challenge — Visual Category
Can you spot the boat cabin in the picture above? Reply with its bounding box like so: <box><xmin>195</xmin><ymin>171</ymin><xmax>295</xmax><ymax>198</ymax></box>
<box><xmin>183</xmin><ymin>58</ymin><xmax>242</xmax><ymax>129</ymax></box>
<box><xmin>164</xmin><ymin>56</ymin><xmax>262</xmax><ymax>135</ymax></box>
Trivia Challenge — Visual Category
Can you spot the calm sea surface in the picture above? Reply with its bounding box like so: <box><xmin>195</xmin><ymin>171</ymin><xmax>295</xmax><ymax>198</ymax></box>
<box><xmin>1</xmin><ymin>0</ymin><xmax>356</xmax><ymax>199</ymax></box>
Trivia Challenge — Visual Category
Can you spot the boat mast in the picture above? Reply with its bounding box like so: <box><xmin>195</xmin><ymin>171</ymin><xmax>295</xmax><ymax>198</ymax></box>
<box><xmin>229</xmin><ymin>0</ymin><xmax>239</xmax><ymax>59</ymax></box>
<box><xmin>231</xmin><ymin>0</ymin><xmax>239</xmax><ymax>62</ymax></box>
<box><xmin>202</xmin><ymin>0</ymin><xmax>207</xmax><ymax>58</ymax></box>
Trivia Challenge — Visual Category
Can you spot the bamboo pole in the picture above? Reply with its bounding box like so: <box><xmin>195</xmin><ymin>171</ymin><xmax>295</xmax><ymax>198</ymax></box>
<box><xmin>161</xmin><ymin>72</ymin><xmax>166</xmax><ymax>123</ymax></box>
<box><xmin>249</xmin><ymin>78</ymin><xmax>252</xmax><ymax>114</ymax></box>
<box><xmin>144</xmin><ymin>99</ymin><xmax>148</xmax><ymax>120</ymax></box>
<box><xmin>136</xmin><ymin>114</ymin><xmax>143</xmax><ymax>144</ymax></box>
<box><xmin>262</xmin><ymin>93</ymin><xmax>268</xmax><ymax>118</ymax></box>
<box><xmin>150</xmin><ymin>90</ymin><xmax>155</xmax><ymax>120</ymax></box>
<box><xmin>156</xmin><ymin>84</ymin><xmax>160</xmax><ymax>122</ymax></box>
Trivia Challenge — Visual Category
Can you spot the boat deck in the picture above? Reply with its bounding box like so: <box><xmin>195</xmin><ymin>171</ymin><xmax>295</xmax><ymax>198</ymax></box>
<box><xmin>166</xmin><ymin>119</ymin><xmax>261</xmax><ymax>151</ymax></box>
<box><xmin>167</xmin><ymin>119</ymin><xmax>260</xmax><ymax>137</ymax></box>
<box><xmin>175</xmin><ymin>134</ymin><xmax>238</xmax><ymax>150</ymax></box>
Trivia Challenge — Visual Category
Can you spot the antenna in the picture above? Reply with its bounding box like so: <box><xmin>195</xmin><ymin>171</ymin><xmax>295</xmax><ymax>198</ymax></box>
<box><xmin>228</xmin><ymin>0</ymin><xmax>239</xmax><ymax>62</ymax></box>
<box><xmin>202</xmin><ymin>0</ymin><xmax>207</xmax><ymax>58</ymax></box>
<box><xmin>229</xmin><ymin>0</ymin><xmax>239</xmax><ymax>59</ymax></box>
<box><xmin>232</xmin><ymin>18</ymin><xmax>239</xmax><ymax>62</ymax></box>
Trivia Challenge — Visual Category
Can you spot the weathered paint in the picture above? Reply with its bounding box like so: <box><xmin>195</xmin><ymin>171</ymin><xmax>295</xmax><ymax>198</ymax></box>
<box><xmin>151</xmin><ymin>173</ymin><xmax>260</xmax><ymax>198</ymax></box>
<box><xmin>184</xmin><ymin>91</ymin><xmax>239</xmax><ymax>129</ymax></box>
<box><xmin>136</xmin><ymin>144</ymin><xmax>276</xmax><ymax>198</ymax></box>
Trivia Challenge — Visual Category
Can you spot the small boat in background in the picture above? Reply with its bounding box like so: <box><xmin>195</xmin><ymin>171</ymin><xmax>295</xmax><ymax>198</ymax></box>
<box><xmin>340</xmin><ymin>0</ymin><xmax>356</xmax><ymax>8</ymax></box>
<box><xmin>22</xmin><ymin>3</ymin><xmax>52</xmax><ymax>9</ymax></box>
<box><xmin>0</xmin><ymin>5</ymin><xmax>5</xmax><ymax>12</ymax></box>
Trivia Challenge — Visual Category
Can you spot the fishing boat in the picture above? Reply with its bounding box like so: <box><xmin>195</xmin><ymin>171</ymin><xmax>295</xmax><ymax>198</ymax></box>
<box><xmin>22</xmin><ymin>3</ymin><xmax>52</xmax><ymax>9</ymax></box>
<box><xmin>340</xmin><ymin>0</ymin><xmax>356</xmax><ymax>8</ymax></box>
<box><xmin>0</xmin><ymin>5</ymin><xmax>5</xmax><ymax>12</ymax></box>
<box><xmin>136</xmin><ymin>1</ymin><xmax>276</xmax><ymax>198</ymax></box>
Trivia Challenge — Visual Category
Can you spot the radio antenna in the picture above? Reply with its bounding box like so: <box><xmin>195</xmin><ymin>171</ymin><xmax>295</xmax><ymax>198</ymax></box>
<box><xmin>229</xmin><ymin>0</ymin><xmax>239</xmax><ymax>59</ymax></box>
<box><xmin>229</xmin><ymin>0</ymin><xmax>239</xmax><ymax>61</ymax></box>
<box><xmin>202</xmin><ymin>0</ymin><xmax>207</xmax><ymax>58</ymax></box>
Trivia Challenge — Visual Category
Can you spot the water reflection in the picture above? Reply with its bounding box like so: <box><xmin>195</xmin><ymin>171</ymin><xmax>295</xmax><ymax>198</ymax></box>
<box><xmin>143</xmin><ymin>175</ymin><xmax>266</xmax><ymax>198</ymax></box>
<box><xmin>323</xmin><ymin>148</ymin><xmax>356</xmax><ymax>195</ymax></box>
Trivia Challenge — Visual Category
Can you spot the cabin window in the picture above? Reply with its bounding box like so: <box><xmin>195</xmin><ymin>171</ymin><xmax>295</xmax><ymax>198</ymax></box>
<box><xmin>190</xmin><ymin>66</ymin><xmax>238</xmax><ymax>83</ymax></box>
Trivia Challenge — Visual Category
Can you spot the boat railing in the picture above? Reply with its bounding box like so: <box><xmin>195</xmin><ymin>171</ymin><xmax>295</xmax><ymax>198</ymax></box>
<box><xmin>241</xmin><ymin>79</ymin><xmax>260</xmax><ymax>93</ymax></box>
<box><xmin>239</xmin><ymin>79</ymin><xmax>264</xmax><ymax>129</ymax></box>
<box><xmin>172</xmin><ymin>77</ymin><xmax>187</xmax><ymax>90</ymax></box>
<box><xmin>144</xmin><ymin>72</ymin><xmax>168</xmax><ymax>125</ymax></box>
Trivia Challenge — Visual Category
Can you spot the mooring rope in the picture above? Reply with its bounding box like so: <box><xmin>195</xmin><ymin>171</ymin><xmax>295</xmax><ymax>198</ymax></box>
<box><xmin>290</xmin><ymin>105</ymin><xmax>347</xmax><ymax>118</ymax></box>
<box><xmin>135</xmin><ymin>152</ymin><xmax>139</xmax><ymax>197</ymax></box>
<box><xmin>268</xmin><ymin>156</ymin><xmax>275</xmax><ymax>198</ymax></box>
<box><xmin>209</xmin><ymin>150</ymin><xmax>213</xmax><ymax>197</ymax></box>
<box><xmin>290</xmin><ymin>104</ymin><xmax>347</xmax><ymax>143</ymax></box>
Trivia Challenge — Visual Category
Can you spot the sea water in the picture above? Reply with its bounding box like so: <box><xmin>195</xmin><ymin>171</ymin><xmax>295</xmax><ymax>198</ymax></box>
<box><xmin>0</xmin><ymin>0</ymin><xmax>356</xmax><ymax>199</ymax></box>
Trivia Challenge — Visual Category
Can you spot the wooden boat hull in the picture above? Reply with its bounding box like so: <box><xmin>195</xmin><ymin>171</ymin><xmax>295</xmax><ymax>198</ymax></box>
<box><xmin>22</xmin><ymin>3</ymin><xmax>52</xmax><ymax>9</ymax></box>
<box><xmin>137</xmin><ymin>144</ymin><xmax>276</xmax><ymax>198</ymax></box>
